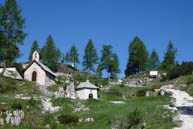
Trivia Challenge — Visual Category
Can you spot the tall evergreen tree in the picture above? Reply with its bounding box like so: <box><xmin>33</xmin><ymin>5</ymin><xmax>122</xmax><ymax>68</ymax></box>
<box><xmin>65</xmin><ymin>45</ymin><xmax>79</xmax><ymax>68</ymax></box>
<box><xmin>125</xmin><ymin>37</ymin><xmax>149</xmax><ymax>76</ymax></box>
<box><xmin>28</xmin><ymin>40</ymin><xmax>39</xmax><ymax>61</ymax></box>
<box><xmin>0</xmin><ymin>0</ymin><xmax>27</xmax><ymax>75</ymax></box>
<box><xmin>148</xmin><ymin>49</ymin><xmax>160</xmax><ymax>70</ymax></box>
<box><xmin>160</xmin><ymin>41</ymin><xmax>177</xmax><ymax>71</ymax></box>
<box><xmin>98</xmin><ymin>45</ymin><xmax>120</xmax><ymax>79</ymax></box>
<box><xmin>82</xmin><ymin>40</ymin><xmax>98</xmax><ymax>72</ymax></box>
<box><xmin>64</xmin><ymin>52</ymin><xmax>71</xmax><ymax>64</ymax></box>
<box><xmin>41</xmin><ymin>35</ymin><xmax>61</xmax><ymax>72</ymax></box>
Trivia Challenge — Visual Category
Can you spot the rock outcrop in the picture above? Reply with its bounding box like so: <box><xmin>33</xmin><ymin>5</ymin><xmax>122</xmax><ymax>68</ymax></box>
<box><xmin>0</xmin><ymin>110</ymin><xmax>24</xmax><ymax>126</ymax></box>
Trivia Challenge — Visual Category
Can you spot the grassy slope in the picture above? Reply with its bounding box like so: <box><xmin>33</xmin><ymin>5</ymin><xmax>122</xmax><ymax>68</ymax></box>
<box><xmin>51</xmin><ymin>86</ymin><xmax>178</xmax><ymax>129</ymax></box>
<box><xmin>0</xmin><ymin>77</ymin><xmax>43</xmax><ymax>129</ymax></box>
<box><xmin>0</xmin><ymin>77</ymin><xmax>178</xmax><ymax>129</ymax></box>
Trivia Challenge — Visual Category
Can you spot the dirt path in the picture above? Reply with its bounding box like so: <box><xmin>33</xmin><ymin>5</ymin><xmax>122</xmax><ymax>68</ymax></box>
<box><xmin>162</xmin><ymin>86</ymin><xmax>193</xmax><ymax>129</ymax></box>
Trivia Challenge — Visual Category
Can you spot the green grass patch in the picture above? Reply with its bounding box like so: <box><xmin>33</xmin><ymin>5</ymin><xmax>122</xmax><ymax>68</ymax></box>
<box><xmin>47</xmin><ymin>83</ymin><xmax>67</xmax><ymax>92</ymax></box>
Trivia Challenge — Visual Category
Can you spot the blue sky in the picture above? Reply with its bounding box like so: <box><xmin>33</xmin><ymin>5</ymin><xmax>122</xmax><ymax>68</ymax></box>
<box><xmin>2</xmin><ymin>0</ymin><xmax>193</xmax><ymax>77</ymax></box>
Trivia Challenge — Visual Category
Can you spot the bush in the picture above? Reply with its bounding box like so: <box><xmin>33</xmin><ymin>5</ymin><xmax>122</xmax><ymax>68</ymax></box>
<box><xmin>187</xmin><ymin>77</ymin><xmax>193</xmax><ymax>85</ymax></box>
<box><xmin>72</xmin><ymin>73</ymin><xmax>87</xmax><ymax>82</ymax></box>
<box><xmin>42</xmin><ymin>112</ymin><xmax>54</xmax><ymax>125</ymax></box>
<box><xmin>121</xmin><ymin>109</ymin><xmax>141</xmax><ymax>128</ymax></box>
<box><xmin>11</xmin><ymin>101</ymin><xmax>22</xmax><ymax>110</ymax></box>
<box><xmin>101</xmin><ymin>79</ymin><xmax>109</xmax><ymax>86</ymax></box>
<box><xmin>28</xmin><ymin>97</ymin><xmax>36</xmax><ymax>106</ymax></box>
<box><xmin>136</xmin><ymin>89</ymin><xmax>147</xmax><ymax>97</ymax></box>
<box><xmin>58</xmin><ymin>114</ymin><xmax>79</xmax><ymax>125</ymax></box>
<box><xmin>167</xmin><ymin>62</ymin><xmax>193</xmax><ymax>80</ymax></box>
<box><xmin>0</xmin><ymin>83</ymin><xmax>5</xmax><ymax>93</ymax></box>
<box><xmin>107</xmin><ymin>88</ymin><xmax>122</xmax><ymax>97</ymax></box>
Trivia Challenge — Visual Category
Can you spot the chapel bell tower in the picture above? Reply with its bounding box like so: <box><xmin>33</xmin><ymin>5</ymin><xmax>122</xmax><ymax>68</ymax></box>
<box><xmin>32</xmin><ymin>51</ymin><xmax>40</xmax><ymax>62</ymax></box>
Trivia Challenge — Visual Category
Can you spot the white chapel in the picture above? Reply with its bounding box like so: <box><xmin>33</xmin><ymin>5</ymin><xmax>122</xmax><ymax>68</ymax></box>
<box><xmin>23</xmin><ymin>51</ymin><xmax>56</xmax><ymax>86</ymax></box>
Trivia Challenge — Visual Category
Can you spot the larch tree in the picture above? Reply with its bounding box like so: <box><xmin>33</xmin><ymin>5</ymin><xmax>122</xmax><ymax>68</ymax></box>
<box><xmin>0</xmin><ymin>0</ymin><xmax>27</xmax><ymax>75</ymax></box>
<box><xmin>160</xmin><ymin>41</ymin><xmax>177</xmax><ymax>72</ymax></box>
<box><xmin>65</xmin><ymin>45</ymin><xmax>80</xmax><ymax>68</ymax></box>
<box><xmin>82</xmin><ymin>39</ymin><xmax>98</xmax><ymax>73</ymax></box>
<box><xmin>41</xmin><ymin>35</ymin><xmax>61</xmax><ymax>72</ymax></box>
<box><xmin>28</xmin><ymin>40</ymin><xmax>39</xmax><ymax>61</ymax></box>
<box><xmin>125</xmin><ymin>37</ymin><xmax>149</xmax><ymax>76</ymax></box>
<box><xmin>97</xmin><ymin>45</ymin><xmax>120</xmax><ymax>79</ymax></box>
<box><xmin>148</xmin><ymin>49</ymin><xmax>160</xmax><ymax>70</ymax></box>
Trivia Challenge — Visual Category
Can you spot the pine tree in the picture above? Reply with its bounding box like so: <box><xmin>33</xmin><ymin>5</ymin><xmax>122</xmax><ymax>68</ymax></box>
<box><xmin>28</xmin><ymin>40</ymin><xmax>39</xmax><ymax>61</ymax></box>
<box><xmin>160</xmin><ymin>41</ymin><xmax>177</xmax><ymax>71</ymax></box>
<box><xmin>64</xmin><ymin>52</ymin><xmax>71</xmax><ymax>64</ymax></box>
<box><xmin>148</xmin><ymin>49</ymin><xmax>160</xmax><ymax>70</ymax></box>
<box><xmin>41</xmin><ymin>35</ymin><xmax>61</xmax><ymax>72</ymax></box>
<box><xmin>0</xmin><ymin>0</ymin><xmax>27</xmax><ymax>75</ymax></box>
<box><xmin>98</xmin><ymin>45</ymin><xmax>120</xmax><ymax>79</ymax></box>
<box><xmin>65</xmin><ymin>45</ymin><xmax>79</xmax><ymax>68</ymax></box>
<box><xmin>82</xmin><ymin>40</ymin><xmax>98</xmax><ymax>72</ymax></box>
<box><xmin>125</xmin><ymin>37</ymin><xmax>149</xmax><ymax>76</ymax></box>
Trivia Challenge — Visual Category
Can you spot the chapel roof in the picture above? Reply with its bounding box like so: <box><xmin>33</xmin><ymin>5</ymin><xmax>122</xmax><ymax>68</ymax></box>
<box><xmin>23</xmin><ymin>60</ymin><xmax>56</xmax><ymax>76</ymax></box>
<box><xmin>76</xmin><ymin>80</ymin><xmax>99</xmax><ymax>90</ymax></box>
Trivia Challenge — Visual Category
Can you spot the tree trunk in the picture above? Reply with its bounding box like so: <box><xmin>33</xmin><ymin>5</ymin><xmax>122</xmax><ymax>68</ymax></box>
<box><xmin>0</xmin><ymin>61</ymin><xmax>6</xmax><ymax>76</ymax></box>
<box><xmin>107</xmin><ymin>72</ymin><xmax>110</xmax><ymax>80</ymax></box>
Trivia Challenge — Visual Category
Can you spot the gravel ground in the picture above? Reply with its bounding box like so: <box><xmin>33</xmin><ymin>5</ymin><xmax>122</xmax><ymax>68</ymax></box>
<box><xmin>162</xmin><ymin>85</ymin><xmax>193</xmax><ymax>129</ymax></box>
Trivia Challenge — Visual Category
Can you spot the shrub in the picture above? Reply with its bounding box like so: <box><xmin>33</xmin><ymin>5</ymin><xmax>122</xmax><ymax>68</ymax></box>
<box><xmin>107</xmin><ymin>88</ymin><xmax>122</xmax><ymax>97</ymax></box>
<box><xmin>11</xmin><ymin>101</ymin><xmax>22</xmax><ymax>110</ymax></box>
<box><xmin>72</xmin><ymin>73</ymin><xmax>87</xmax><ymax>82</ymax></box>
<box><xmin>42</xmin><ymin>112</ymin><xmax>54</xmax><ymax>125</ymax></box>
<box><xmin>0</xmin><ymin>83</ymin><xmax>5</xmax><ymax>93</ymax></box>
<box><xmin>167</xmin><ymin>61</ymin><xmax>193</xmax><ymax>80</ymax></box>
<box><xmin>58</xmin><ymin>114</ymin><xmax>79</xmax><ymax>125</ymax></box>
<box><xmin>187</xmin><ymin>77</ymin><xmax>193</xmax><ymax>85</ymax></box>
<box><xmin>28</xmin><ymin>97</ymin><xmax>36</xmax><ymax>106</ymax></box>
<box><xmin>121</xmin><ymin>109</ymin><xmax>141</xmax><ymax>128</ymax></box>
<box><xmin>136</xmin><ymin>89</ymin><xmax>147</xmax><ymax>97</ymax></box>
<box><xmin>101</xmin><ymin>79</ymin><xmax>109</xmax><ymax>86</ymax></box>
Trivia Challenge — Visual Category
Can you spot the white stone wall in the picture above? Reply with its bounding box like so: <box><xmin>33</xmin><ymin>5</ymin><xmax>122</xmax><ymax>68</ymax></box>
<box><xmin>45</xmin><ymin>72</ymin><xmax>56</xmax><ymax>86</ymax></box>
<box><xmin>0</xmin><ymin>67</ymin><xmax>23</xmax><ymax>80</ymax></box>
<box><xmin>24</xmin><ymin>63</ymin><xmax>46</xmax><ymax>86</ymax></box>
<box><xmin>76</xmin><ymin>89</ymin><xmax>98</xmax><ymax>100</ymax></box>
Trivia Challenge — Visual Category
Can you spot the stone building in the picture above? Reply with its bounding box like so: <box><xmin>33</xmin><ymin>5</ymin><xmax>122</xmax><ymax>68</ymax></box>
<box><xmin>76</xmin><ymin>80</ymin><xmax>99</xmax><ymax>100</ymax></box>
<box><xmin>23</xmin><ymin>51</ymin><xmax>56</xmax><ymax>86</ymax></box>
<box><xmin>0</xmin><ymin>67</ymin><xmax>23</xmax><ymax>80</ymax></box>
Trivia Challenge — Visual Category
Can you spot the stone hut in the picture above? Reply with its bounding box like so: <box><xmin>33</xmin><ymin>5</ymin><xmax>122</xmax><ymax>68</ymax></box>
<box><xmin>76</xmin><ymin>80</ymin><xmax>99</xmax><ymax>100</ymax></box>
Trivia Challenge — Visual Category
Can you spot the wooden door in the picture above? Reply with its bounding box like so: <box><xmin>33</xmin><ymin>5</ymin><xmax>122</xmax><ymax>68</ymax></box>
<box><xmin>32</xmin><ymin>71</ymin><xmax>37</xmax><ymax>82</ymax></box>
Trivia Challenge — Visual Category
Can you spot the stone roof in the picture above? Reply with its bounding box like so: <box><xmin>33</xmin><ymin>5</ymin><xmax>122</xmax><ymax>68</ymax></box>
<box><xmin>76</xmin><ymin>80</ymin><xmax>99</xmax><ymax>90</ymax></box>
<box><xmin>0</xmin><ymin>67</ymin><xmax>23</xmax><ymax>80</ymax></box>
<box><xmin>38</xmin><ymin>62</ymin><xmax>56</xmax><ymax>76</ymax></box>
<box><xmin>23</xmin><ymin>60</ymin><xmax>56</xmax><ymax>76</ymax></box>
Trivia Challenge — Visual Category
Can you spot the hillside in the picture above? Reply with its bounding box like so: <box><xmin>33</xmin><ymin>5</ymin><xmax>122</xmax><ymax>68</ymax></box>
<box><xmin>1</xmin><ymin>72</ymin><xmax>189</xmax><ymax>129</ymax></box>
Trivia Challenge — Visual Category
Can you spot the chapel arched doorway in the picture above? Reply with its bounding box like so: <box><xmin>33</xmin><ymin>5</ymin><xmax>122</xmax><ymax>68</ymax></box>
<box><xmin>89</xmin><ymin>93</ymin><xmax>93</xmax><ymax>99</ymax></box>
<box><xmin>32</xmin><ymin>71</ymin><xmax>37</xmax><ymax>82</ymax></box>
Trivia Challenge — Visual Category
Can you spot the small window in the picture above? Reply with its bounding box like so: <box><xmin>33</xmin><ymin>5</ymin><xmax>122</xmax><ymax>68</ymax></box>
<box><xmin>35</xmin><ymin>53</ymin><xmax>37</xmax><ymax>59</ymax></box>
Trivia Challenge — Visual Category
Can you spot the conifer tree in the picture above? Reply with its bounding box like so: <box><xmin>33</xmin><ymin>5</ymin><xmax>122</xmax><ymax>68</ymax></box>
<box><xmin>64</xmin><ymin>52</ymin><xmax>71</xmax><ymax>64</ymax></box>
<box><xmin>28</xmin><ymin>40</ymin><xmax>39</xmax><ymax>61</ymax></box>
<box><xmin>98</xmin><ymin>45</ymin><xmax>120</xmax><ymax>79</ymax></box>
<box><xmin>125</xmin><ymin>37</ymin><xmax>149</xmax><ymax>76</ymax></box>
<box><xmin>41</xmin><ymin>35</ymin><xmax>61</xmax><ymax>72</ymax></box>
<box><xmin>65</xmin><ymin>45</ymin><xmax>79</xmax><ymax>68</ymax></box>
<box><xmin>148</xmin><ymin>49</ymin><xmax>160</xmax><ymax>70</ymax></box>
<box><xmin>160</xmin><ymin>41</ymin><xmax>177</xmax><ymax>71</ymax></box>
<box><xmin>82</xmin><ymin>40</ymin><xmax>98</xmax><ymax>72</ymax></box>
<box><xmin>0</xmin><ymin>0</ymin><xmax>27</xmax><ymax>75</ymax></box>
